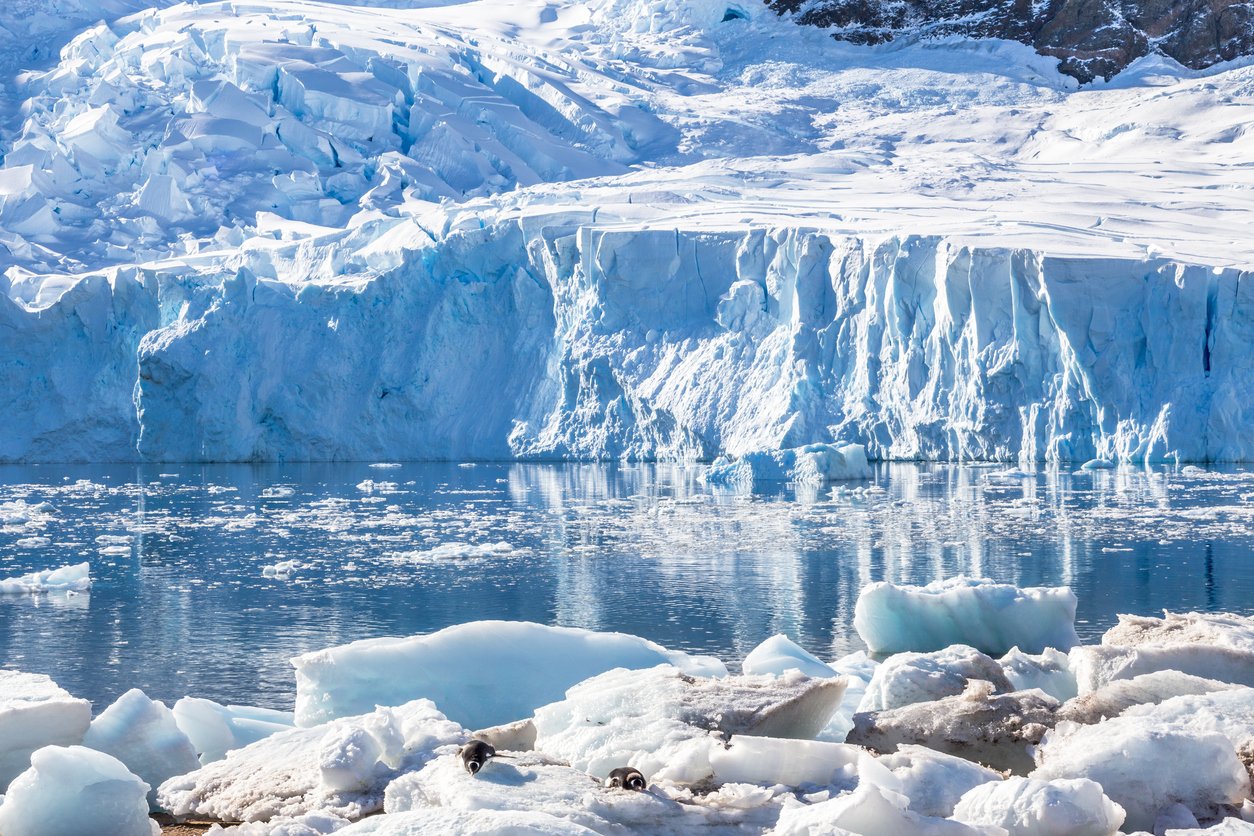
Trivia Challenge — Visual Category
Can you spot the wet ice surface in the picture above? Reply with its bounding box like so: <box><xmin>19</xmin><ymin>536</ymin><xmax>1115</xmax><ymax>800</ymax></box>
<box><xmin>0</xmin><ymin>462</ymin><xmax>1251</xmax><ymax>711</ymax></box>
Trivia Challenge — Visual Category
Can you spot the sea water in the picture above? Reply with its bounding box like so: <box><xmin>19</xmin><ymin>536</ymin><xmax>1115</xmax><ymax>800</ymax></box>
<box><xmin>1</xmin><ymin>461</ymin><xmax>1251</xmax><ymax>710</ymax></box>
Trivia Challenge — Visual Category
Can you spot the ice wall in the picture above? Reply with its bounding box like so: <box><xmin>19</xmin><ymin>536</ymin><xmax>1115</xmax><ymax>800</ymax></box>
<box><xmin>3</xmin><ymin>221</ymin><xmax>1251</xmax><ymax>464</ymax></box>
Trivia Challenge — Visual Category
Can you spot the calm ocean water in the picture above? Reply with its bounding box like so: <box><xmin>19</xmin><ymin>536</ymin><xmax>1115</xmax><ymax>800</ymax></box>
<box><xmin>1</xmin><ymin>461</ymin><xmax>1251</xmax><ymax>710</ymax></box>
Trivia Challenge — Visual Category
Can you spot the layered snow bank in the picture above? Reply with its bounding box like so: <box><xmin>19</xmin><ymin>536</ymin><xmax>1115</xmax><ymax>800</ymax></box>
<box><xmin>292</xmin><ymin>621</ymin><xmax>726</xmax><ymax>729</ymax></box>
<box><xmin>0</xmin><ymin>745</ymin><xmax>157</xmax><ymax>836</ymax></box>
<box><xmin>0</xmin><ymin>671</ymin><xmax>92</xmax><ymax>790</ymax></box>
<box><xmin>704</xmin><ymin>444</ymin><xmax>871</xmax><ymax>486</ymax></box>
<box><xmin>854</xmin><ymin>577</ymin><xmax>1079</xmax><ymax>655</ymax></box>
<box><xmin>0</xmin><ymin>562</ymin><xmax>90</xmax><ymax>594</ymax></box>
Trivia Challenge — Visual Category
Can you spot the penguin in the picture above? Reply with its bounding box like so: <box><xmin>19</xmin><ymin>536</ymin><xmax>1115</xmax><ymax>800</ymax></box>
<box><xmin>459</xmin><ymin>740</ymin><xmax>497</xmax><ymax>776</ymax></box>
<box><xmin>604</xmin><ymin>766</ymin><xmax>647</xmax><ymax>791</ymax></box>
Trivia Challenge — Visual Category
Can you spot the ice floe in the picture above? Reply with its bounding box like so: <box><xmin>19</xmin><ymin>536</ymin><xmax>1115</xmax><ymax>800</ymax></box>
<box><xmin>0</xmin><ymin>562</ymin><xmax>91</xmax><ymax>594</ymax></box>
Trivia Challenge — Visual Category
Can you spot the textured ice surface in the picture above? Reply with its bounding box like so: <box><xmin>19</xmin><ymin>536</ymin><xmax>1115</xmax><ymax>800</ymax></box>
<box><xmin>384</xmin><ymin>750</ymin><xmax>782</xmax><ymax>833</ymax></box>
<box><xmin>742</xmin><ymin>635</ymin><xmax>838</xmax><ymax>679</ymax></box>
<box><xmin>531</xmin><ymin>666</ymin><xmax>846</xmax><ymax>783</ymax></box>
<box><xmin>0</xmin><ymin>562</ymin><xmax>90</xmax><ymax>594</ymax></box>
<box><xmin>848</xmin><ymin>681</ymin><xmax>1059</xmax><ymax>773</ymax></box>
<box><xmin>854</xmin><ymin>577</ymin><xmax>1079</xmax><ymax>655</ymax></box>
<box><xmin>0</xmin><ymin>671</ymin><xmax>92</xmax><ymax>790</ymax></box>
<box><xmin>998</xmin><ymin>648</ymin><xmax>1077</xmax><ymax>703</ymax></box>
<box><xmin>172</xmin><ymin>698</ymin><xmax>295</xmax><ymax>764</ymax></box>
<box><xmin>82</xmin><ymin>688</ymin><xmax>199</xmax><ymax>809</ymax></box>
<box><xmin>338</xmin><ymin>808</ymin><xmax>601</xmax><ymax>834</ymax></box>
<box><xmin>856</xmin><ymin>645</ymin><xmax>1012</xmax><ymax>713</ymax></box>
<box><xmin>951</xmin><ymin>777</ymin><xmax>1125</xmax><ymax>836</ymax></box>
<box><xmin>293</xmin><ymin>621</ymin><xmax>726</xmax><ymax>729</ymax></box>
<box><xmin>1057</xmin><ymin>671</ymin><xmax>1237</xmax><ymax>724</ymax></box>
<box><xmin>704</xmin><ymin>444</ymin><xmax>872</xmax><ymax>486</ymax></box>
<box><xmin>1032</xmin><ymin>717</ymin><xmax>1251</xmax><ymax>831</ymax></box>
<box><xmin>0</xmin><ymin>745</ymin><xmax>157</xmax><ymax>836</ymax></box>
<box><xmin>157</xmin><ymin>699</ymin><xmax>465</xmax><ymax>822</ymax></box>
<box><xmin>875</xmin><ymin>745</ymin><xmax>1003</xmax><ymax>818</ymax></box>
<box><xmin>1072</xmin><ymin>612</ymin><xmax>1254</xmax><ymax>692</ymax></box>
<box><xmin>773</xmin><ymin>784</ymin><xmax>997</xmax><ymax>835</ymax></box>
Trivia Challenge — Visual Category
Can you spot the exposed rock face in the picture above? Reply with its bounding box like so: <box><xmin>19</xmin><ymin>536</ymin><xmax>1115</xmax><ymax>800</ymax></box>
<box><xmin>767</xmin><ymin>0</ymin><xmax>1254</xmax><ymax>81</ymax></box>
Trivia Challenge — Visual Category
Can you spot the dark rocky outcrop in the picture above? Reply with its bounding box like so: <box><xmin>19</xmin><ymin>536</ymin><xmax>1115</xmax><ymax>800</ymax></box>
<box><xmin>767</xmin><ymin>0</ymin><xmax>1254</xmax><ymax>82</ymax></box>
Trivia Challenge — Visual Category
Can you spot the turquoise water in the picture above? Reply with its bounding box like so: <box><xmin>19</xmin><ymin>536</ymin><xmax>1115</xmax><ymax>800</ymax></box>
<box><xmin>1</xmin><ymin>461</ymin><xmax>1251</xmax><ymax>710</ymax></box>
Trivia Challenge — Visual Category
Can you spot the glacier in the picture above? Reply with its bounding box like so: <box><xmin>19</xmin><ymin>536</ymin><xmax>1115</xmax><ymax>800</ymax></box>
<box><xmin>1</xmin><ymin>0</ymin><xmax>1254</xmax><ymax>464</ymax></box>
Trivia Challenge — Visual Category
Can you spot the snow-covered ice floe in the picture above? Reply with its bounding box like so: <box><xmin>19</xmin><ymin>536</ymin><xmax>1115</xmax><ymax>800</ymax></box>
<box><xmin>0</xmin><ymin>562</ymin><xmax>91</xmax><ymax>595</ymax></box>
<box><xmin>291</xmin><ymin>621</ymin><xmax>725</xmax><ymax>729</ymax></box>
<box><xmin>854</xmin><ymin>576</ymin><xmax>1079</xmax><ymax>655</ymax></box>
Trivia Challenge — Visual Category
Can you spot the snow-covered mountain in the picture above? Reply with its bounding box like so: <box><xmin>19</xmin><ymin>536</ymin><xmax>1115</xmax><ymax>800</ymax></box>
<box><xmin>2</xmin><ymin>0</ymin><xmax>1253</xmax><ymax>463</ymax></box>
<box><xmin>771</xmin><ymin>0</ymin><xmax>1254</xmax><ymax>82</ymax></box>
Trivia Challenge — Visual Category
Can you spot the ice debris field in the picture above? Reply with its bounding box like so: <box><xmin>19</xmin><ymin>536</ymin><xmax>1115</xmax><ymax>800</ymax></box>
<box><xmin>3</xmin><ymin>0</ymin><xmax>1254</xmax><ymax>464</ymax></box>
<box><xmin>3</xmin><ymin>577</ymin><xmax>1254</xmax><ymax>834</ymax></box>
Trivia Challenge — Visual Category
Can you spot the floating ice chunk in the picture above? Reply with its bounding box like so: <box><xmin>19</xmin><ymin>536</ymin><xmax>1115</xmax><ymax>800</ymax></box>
<box><xmin>0</xmin><ymin>562</ymin><xmax>91</xmax><ymax>594</ymax></box>
<box><xmin>158</xmin><ymin>700</ymin><xmax>464</xmax><ymax>822</ymax></box>
<box><xmin>999</xmin><ymin>648</ymin><xmax>1077</xmax><ymax>702</ymax></box>
<box><xmin>532</xmin><ymin>666</ymin><xmax>846</xmax><ymax>784</ymax></box>
<box><xmin>82</xmin><ymin>688</ymin><xmax>199</xmax><ymax>809</ymax></box>
<box><xmin>848</xmin><ymin>681</ymin><xmax>1058</xmax><ymax>774</ymax></box>
<box><xmin>0</xmin><ymin>671</ymin><xmax>92</xmax><ymax>790</ymax></box>
<box><xmin>952</xmin><ymin>776</ymin><xmax>1125</xmax><ymax>835</ymax></box>
<box><xmin>743</xmin><ymin>635</ymin><xmax>837</xmax><ymax>679</ymax></box>
<box><xmin>1079</xmin><ymin>458</ymin><xmax>1115</xmax><ymax>471</ymax></box>
<box><xmin>1058</xmin><ymin>671</ymin><xmax>1237</xmax><ymax>724</ymax></box>
<box><xmin>1032</xmin><ymin>717</ymin><xmax>1250</xmax><ymax>832</ymax></box>
<box><xmin>857</xmin><ymin>645</ymin><xmax>1013</xmax><ymax>713</ymax></box>
<box><xmin>854</xmin><ymin>577</ymin><xmax>1079</xmax><ymax>656</ymax></box>
<box><xmin>172</xmin><ymin>697</ymin><xmax>295</xmax><ymax>764</ymax></box>
<box><xmin>774</xmin><ymin>784</ymin><xmax>995</xmax><ymax>835</ymax></box>
<box><xmin>0</xmin><ymin>745</ymin><xmax>157</xmax><ymax>836</ymax></box>
<box><xmin>1072</xmin><ymin>612</ymin><xmax>1254</xmax><ymax>692</ymax></box>
<box><xmin>703</xmin><ymin>444</ymin><xmax>872</xmax><ymax>487</ymax></box>
<box><xmin>876</xmin><ymin>745</ymin><xmax>1002</xmax><ymax>818</ymax></box>
<box><xmin>390</xmin><ymin>542</ymin><xmax>523</xmax><ymax>563</ymax></box>
<box><xmin>292</xmin><ymin>621</ymin><xmax>727</xmax><ymax>729</ymax></box>
<box><xmin>263</xmin><ymin>559</ymin><xmax>301</xmax><ymax>579</ymax></box>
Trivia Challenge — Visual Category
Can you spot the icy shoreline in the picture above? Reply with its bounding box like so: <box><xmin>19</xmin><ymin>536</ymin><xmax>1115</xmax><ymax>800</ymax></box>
<box><xmin>3</xmin><ymin>577</ymin><xmax>1254</xmax><ymax>835</ymax></box>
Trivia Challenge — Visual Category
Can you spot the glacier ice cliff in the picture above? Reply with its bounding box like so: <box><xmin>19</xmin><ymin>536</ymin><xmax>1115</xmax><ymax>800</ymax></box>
<box><xmin>3</xmin><ymin>224</ymin><xmax>1251</xmax><ymax>464</ymax></box>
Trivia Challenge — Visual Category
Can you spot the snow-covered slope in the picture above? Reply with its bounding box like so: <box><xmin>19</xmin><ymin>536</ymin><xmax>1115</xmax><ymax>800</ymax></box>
<box><xmin>3</xmin><ymin>0</ymin><xmax>1254</xmax><ymax>463</ymax></box>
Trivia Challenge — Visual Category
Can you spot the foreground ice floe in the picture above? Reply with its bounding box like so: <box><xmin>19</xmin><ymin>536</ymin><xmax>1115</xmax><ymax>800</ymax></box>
<box><xmin>158</xmin><ymin>699</ymin><xmax>465</xmax><ymax>821</ymax></box>
<box><xmin>0</xmin><ymin>745</ymin><xmax>158</xmax><ymax>836</ymax></box>
<box><xmin>0</xmin><ymin>671</ymin><xmax>91</xmax><ymax>790</ymax></box>
<box><xmin>7</xmin><ymin>577</ymin><xmax>1254</xmax><ymax>832</ymax></box>
<box><xmin>292</xmin><ymin>621</ymin><xmax>726</xmax><ymax>729</ymax></box>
